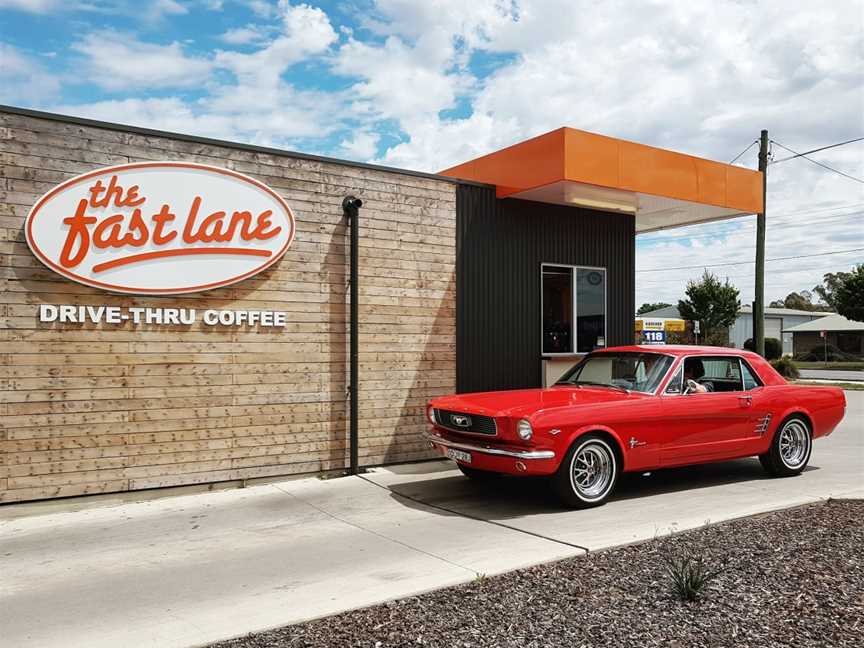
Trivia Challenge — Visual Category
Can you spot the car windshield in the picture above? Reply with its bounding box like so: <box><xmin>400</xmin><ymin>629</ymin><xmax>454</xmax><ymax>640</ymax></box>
<box><xmin>556</xmin><ymin>352</ymin><xmax>674</xmax><ymax>394</ymax></box>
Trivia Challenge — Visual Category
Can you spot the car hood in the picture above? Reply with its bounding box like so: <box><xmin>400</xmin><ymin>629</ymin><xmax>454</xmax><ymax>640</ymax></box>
<box><xmin>430</xmin><ymin>385</ymin><xmax>641</xmax><ymax>419</ymax></box>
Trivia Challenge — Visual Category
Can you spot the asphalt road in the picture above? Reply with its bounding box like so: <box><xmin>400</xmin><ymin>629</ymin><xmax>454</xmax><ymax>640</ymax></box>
<box><xmin>1</xmin><ymin>391</ymin><xmax>862</xmax><ymax>648</ymax></box>
<box><xmin>799</xmin><ymin>369</ymin><xmax>863</xmax><ymax>382</ymax></box>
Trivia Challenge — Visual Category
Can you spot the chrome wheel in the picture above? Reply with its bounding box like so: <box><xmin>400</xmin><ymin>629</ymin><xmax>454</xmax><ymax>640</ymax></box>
<box><xmin>778</xmin><ymin>419</ymin><xmax>810</xmax><ymax>469</ymax></box>
<box><xmin>570</xmin><ymin>441</ymin><xmax>615</xmax><ymax>501</ymax></box>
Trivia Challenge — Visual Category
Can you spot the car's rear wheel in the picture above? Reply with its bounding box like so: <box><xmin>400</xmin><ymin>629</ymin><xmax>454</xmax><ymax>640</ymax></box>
<box><xmin>457</xmin><ymin>464</ymin><xmax>501</xmax><ymax>480</ymax></box>
<box><xmin>552</xmin><ymin>434</ymin><xmax>619</xmax><ymax>508</ymax></box>
<box><xmin>759</xmin><ymin>415</ymin><xmax>812</xmax><ymax>477</ymax></box>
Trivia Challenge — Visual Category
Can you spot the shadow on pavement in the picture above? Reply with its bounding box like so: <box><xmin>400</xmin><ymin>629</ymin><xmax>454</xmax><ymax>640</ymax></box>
<box><xmin>384</xmin><ymin>458</ymin><xmax>820</xmax><ymax>521</ymax></box>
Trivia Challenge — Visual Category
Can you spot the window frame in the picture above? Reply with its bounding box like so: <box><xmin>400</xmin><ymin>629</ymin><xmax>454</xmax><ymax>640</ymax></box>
<box><xmin>664</xmin><ymin>366</ymin><xmax>684</xmax><ymax>395</ymax></box>
<box><xmin>557</xmin><ymin>350</ymin><xmax>675</xmax><ymax>394</ymax></box>
<box><xmin>739</xmin><ymin>357</ymin><xmax>763</xmax><ymax>391</ymax></box>
<box><xmin>540</xmin><ymin>263</ymin><xmax>608</xmax><ymax>357</ymax></box>
<box><xmin>668</xmin><ymin>354</ymin><xmax>764</xmax><ymax>395</ymax></box>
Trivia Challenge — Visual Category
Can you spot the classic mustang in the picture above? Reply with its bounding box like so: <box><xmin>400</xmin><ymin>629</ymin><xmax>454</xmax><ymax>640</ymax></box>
<box><xmin>426</xmin><ymin>346</ymin><xmax>846</xmax><ymax>508</ymax></box>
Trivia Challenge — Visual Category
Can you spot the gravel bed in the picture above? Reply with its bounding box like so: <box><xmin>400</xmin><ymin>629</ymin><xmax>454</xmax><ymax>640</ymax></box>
<box><xmin>212</xmin><ymin>500</ymin><xmax>864</xmax><ymax>648</ymax></box>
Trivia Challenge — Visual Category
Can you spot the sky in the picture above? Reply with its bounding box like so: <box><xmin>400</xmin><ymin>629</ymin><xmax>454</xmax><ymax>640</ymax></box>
<box><xmin>1</xmin><ymin>0</ymin><xmax>862</xmax><ymax>309</ymax></box>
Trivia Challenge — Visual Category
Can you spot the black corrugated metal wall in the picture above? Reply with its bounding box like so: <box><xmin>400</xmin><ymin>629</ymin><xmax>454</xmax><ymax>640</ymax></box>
<box><xmin>456</xmin><ymin>184</ymin><xmax>635</xmax><ymax>393</ymax></box>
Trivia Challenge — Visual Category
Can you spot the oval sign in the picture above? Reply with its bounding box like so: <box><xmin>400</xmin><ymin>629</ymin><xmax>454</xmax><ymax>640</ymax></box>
<box><xmin>25</xmin><ymin>161</ymin><xmax>296</xmax><ymax>295</ymax></box>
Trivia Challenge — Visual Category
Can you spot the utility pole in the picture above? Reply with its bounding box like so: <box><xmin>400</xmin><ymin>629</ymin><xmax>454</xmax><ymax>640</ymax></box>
<box><xmin>754</xmin><ymin>129</ymin><xmax>769</xmax><ymax>357</ymax></box>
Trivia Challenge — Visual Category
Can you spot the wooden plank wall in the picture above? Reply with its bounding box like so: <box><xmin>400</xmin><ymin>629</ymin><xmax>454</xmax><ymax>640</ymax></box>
<box><xmin>0</xmin><ymin>111</ymin><xmax>456</xmax><ymax>503</ymax></box>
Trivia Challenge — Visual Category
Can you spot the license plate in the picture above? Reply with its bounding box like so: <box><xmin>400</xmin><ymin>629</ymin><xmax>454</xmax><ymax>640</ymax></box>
<box><xmin>446</xmin><ymin>448</ymin><xmax>472</xmax><ymax>464</ymax></box>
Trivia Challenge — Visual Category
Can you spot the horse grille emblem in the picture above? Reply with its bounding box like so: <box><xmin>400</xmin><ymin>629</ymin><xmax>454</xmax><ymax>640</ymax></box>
<box><xmin>450</xmin><ymin>414</ymin><xmax>472</xmax><ymax>428</ymax></box>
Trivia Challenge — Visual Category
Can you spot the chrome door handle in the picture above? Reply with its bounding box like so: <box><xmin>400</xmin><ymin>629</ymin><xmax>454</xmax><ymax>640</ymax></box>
<box><xmin>738</xmin><ymin>394</ymin><xmax>752</xmax><ymax>406</ymax></box>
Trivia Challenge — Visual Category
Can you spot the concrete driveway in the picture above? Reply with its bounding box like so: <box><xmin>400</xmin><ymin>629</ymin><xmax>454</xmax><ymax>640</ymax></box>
<box><xmin>2</xmin><ymin>391</ymin><xmax>862</xmax><ymax>648</ymax></box>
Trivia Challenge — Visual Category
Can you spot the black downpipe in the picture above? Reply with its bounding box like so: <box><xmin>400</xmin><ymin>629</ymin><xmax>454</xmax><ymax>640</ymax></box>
<box><xmin>342</xmin><ymin>196</ymin><xmax>362</xmax><ymax>474</ymax></box>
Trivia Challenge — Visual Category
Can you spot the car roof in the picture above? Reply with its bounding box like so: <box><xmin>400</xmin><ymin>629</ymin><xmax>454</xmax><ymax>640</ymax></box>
<box><xmin>598</xmin><ymin>345</ymin><xmax>762</xmax><ymax>359</ymax></box>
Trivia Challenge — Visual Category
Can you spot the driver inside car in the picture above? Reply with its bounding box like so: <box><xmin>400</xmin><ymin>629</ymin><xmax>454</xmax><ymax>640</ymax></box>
<box><xmin>683</xmin><ymin>358</ymin><xmax>709</xmax><ymax>393</ymax></box>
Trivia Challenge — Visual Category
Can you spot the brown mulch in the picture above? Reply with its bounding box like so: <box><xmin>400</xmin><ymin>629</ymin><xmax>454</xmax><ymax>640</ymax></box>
<box><xmin>212</xmin><ymin>500</ymin><xmax>864</xmax><ymax>648</ymax></box>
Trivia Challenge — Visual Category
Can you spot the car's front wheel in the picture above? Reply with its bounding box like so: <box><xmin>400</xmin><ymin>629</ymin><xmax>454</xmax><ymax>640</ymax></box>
<box><xmin>759</xmin><ymin>415</ymin><xmax>812</xmax><ymax>477</ymax></box>
<box><xmin>552</xmin><ymin>434</ymin><xmax>619</xmax><ymax>508</ymax></box>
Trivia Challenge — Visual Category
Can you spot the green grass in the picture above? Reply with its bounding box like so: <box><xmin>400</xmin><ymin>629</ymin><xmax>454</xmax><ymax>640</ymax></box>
<box><xmin>794</xmin><ymin>362</ymin><xmax>864</xmax><ymax>371</ymax></box>
<box><xmin>794</xmin><ymin>381</ymin><xmax>864</xmax><ymax>391</ymax></box>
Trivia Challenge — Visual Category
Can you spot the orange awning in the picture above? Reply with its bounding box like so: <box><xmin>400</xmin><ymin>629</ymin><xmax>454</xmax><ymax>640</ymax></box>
<box><xmin>440</xmin><ymin>128</ymin><xmax>763</xmax><ymax>233</ymax></box>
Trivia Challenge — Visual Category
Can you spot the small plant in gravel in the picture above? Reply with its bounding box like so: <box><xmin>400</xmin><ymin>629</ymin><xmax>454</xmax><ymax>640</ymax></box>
<box><xmin>663</xmin><ymin>551</ymin><xmax>722</xmax><ymax>602</ymax></box>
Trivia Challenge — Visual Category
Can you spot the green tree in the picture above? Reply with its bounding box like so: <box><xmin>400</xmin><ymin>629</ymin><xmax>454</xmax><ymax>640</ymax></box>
<box><xmin>637</xmin><ymin>302</ymin><xmax>673</xmax><ymax>315</ymax></box>
<box><xmin>834</xmin><ymin>264</ymin><xmax>864</xmax><ymax>322</ymax></box>
<box><xmin>770</xmin><ymin>290</ymin><xmax>829</xmax><ymax>311</ymax></box>
<box><xmin>814</xmin><ymin>270</ymin><xmax>851</xmax><ymax>311</ymax></box>
<box><xmin>677</xmin><ymin>271</ymin><xmax>741</xmax><ymax>345</ymax></box>
<box><xmin>782</xmin><ymin>291</ymin><xmax>817</xmax><ymax>311</ymax></box>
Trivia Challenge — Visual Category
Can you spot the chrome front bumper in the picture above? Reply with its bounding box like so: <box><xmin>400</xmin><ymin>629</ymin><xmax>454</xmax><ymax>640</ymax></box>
<box><xmin>425</xmin><ymin>431</ymin><xmax>556</xmax><ymax>460</ymax></box>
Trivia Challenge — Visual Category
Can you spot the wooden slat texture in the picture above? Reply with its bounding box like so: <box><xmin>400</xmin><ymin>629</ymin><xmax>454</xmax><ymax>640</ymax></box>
<box><xmin>0</xmin><ymin>111</ymin><xmax>456</xmax><ymax>503</ymax></box>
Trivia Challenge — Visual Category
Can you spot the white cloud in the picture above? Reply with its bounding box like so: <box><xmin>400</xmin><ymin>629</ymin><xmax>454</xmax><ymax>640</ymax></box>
<box><xmin>71</xmin><ymin>31</ymin><xmax>212</xmax><ymax>90</ymax></box>
<box><xmin>53</xmin><ymin>3</ymin><xmax>342</xmax><ymax>144</ymax></box>
<box><xmin>143</xmin><ymin>0</ymin><xmax>188</xmax><ymax>21</ymax></box>
<box><xmin>0</xmin><ymin>0</ymin><xmax>188</xmax><ymax>18</ymax></box>
<box><xmin>8</xmin><ymin>0</ymin><xmax>860</xmax><ymax>306</ymax></box>
<box><xmin>0</xmin><ymin>43</ymin><xmax>61</xmax><ymax>103</ymax></box>
<box><xmin>339</xmin><ymin>130</ymin><xmax>380</xmax><ymax>160</ymax></box>
<box><xmin>0</xmin><ymin>0</ymin><xmax>69</xmax><ymax>11</ymax></box>
<box><xmin>216</xmin><ymin>3</ymin><xmax>337</xmax><ymax>86</ymax></box>
<box><xmin>219</xmin><ymin>24</ymin><xmax>268</xmax><ymax>45</ymax></box>
<box><xmin>334</xmin><ymin>33</ymin><xmax>466</xmax><ymax>123</ymax></box>
<box><xmin>248</xmin><ymin>0</ymin><xmax>276</xmax><ymax>18</ymax></box>
<box><xmin>51</xmin><ymin>97</ymin><xmax>235</xmax><ymax>138</ymax></box>
<box><xmin>345</xmin><ymin>0</ymin><xmax>863</xmax><ymax>305</ymax></box>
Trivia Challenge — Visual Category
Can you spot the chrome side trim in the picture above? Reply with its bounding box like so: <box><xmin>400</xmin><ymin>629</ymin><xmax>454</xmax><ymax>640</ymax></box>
<box><xmin>426</xmin><ymin>432</ymin><xmax>555</xmax><ymax>460</ymax></box>
<box><xmin>756</xmin><ymin>413</ymin><xmax>772</xmax><ymax>436</ymax></box>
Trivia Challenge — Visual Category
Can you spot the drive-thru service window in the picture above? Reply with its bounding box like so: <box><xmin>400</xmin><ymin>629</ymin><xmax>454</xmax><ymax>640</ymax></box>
<box><xmin>541</xmin><ymin>264</ymin><xmax>607</xmax><ymax>355</ymax></box>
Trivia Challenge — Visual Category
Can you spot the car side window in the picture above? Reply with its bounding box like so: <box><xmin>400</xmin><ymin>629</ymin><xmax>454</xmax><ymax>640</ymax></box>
<box><xmin>687</xmin><ymin>357</ymin><xmax>743</xmax><ymax>393</ymax></box>
<box><xmin>741</xmin><ymin>360</ymin><xmax>762</xmax><ymax>390</ymax></box>
<box><xmin>665</xmin><ymin>367</ymin><xmax>683</xmax><ymax>394</ymax></box>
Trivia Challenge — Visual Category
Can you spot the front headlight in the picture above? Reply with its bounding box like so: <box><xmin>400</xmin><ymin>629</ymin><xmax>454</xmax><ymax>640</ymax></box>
<box><xmin>426</xmin><ymin>405</ymin><xmax>437</xmax><ymax>424</ymax></box>
<box><xmin>517</xmin><ymin>419</ymin><xmax>533</xmax><ymax>440</ymax></box>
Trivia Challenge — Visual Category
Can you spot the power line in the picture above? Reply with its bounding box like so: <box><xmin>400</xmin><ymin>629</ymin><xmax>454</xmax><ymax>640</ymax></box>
<box><xmin>637</xmin><ymin>201</ymin><xmax>864</xmax><ymax>239</ymax></box>
<box><xmin>771</xmin><ymin>136</ymin><xmax>864</xmax><ymax>164</ymax></box>
<box><xmin>636</xmin><ymin>247</ymin><xmax>864</xmax><ymax>273</ymax></box>
<box><xmin>729</xmin><ymin>139</ymin><xmax>758</xmax><ymax>164</ymax></box>
<box><xmin>639</xmin><ymin>209</ymin><xmax>862</xmax><ymax>246</ymax></box>
<box><xmin>637</xmin><ymin>261</ymin><xmax>855</xmax><ymax>285</ymax></box>
<box><xmin>770</xmin><ymin>140</ymin><xmax>864</xmax><ymax>184</ymax></box>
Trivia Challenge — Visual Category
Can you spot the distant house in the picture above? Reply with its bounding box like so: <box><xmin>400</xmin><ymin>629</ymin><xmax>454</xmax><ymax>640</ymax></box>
<box><xmin>783</xmin><ymin>314</ymin><xmax>864</xmax><ymax>359</ymax></box>
<box><xmin>639</xmin><ymin>305</ymin><xmax>832</xmax><ymax>355</ymax></box>
<box><xmin>730</xmin><ymin>305</ymin><xmax>833</xmax><ymax>355</ymax></box>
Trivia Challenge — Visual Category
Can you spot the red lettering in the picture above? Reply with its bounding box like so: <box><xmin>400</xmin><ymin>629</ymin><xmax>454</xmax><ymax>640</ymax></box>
<box><xmin>226</xmin><ymin>211</ymin><xmax>252</xmax><ymax>241</ymax></box>
<box><xmin>122</xmin><ymin>185</ymin><xmax>145</xmax><ymax>207</ymax></box>
<box><xmin>91</xmin><ymin>211</ymin><xmax>148</xmax><ymax>248</ymax></box>
<box><xmin>183</xmin><ymin>196</ymin><xmax>202</xmax><ymax>243</ymax></box>
<box><xmin>93</xmin><ymin>214</ymin><xmax>125</xmax><ymax>248</ymax></box>
<box><xmin>250</xmin><ymin>210</ymin><xmax>281</xmax><ymax>240</ymax></box>
<box><xmin>152</xmin><ymin>204</ymin><xmax>177</xmax><ymax>245</ymax></box>
<box><xmin>56</xmin><ymin>184</ymin><xmax>285</xmax><ymax>273</ymax></box>
<box><xmin>124</xmin><ymin>209</ymin><xmax>149</xmax><ymax>247</ymax></box>
<box><xmin>198</xmin><ymin>212</ymin><xmax>227</xmax><ymax>243</ymax></box>
<box><xmin>86</xmin><ymin>176</ymin><xmax>145</xmax><ymax>208</ymax></box>
<box><xmin>87</xmin><ymin>180</ymin><xmax>108</xmax><ymax>208</ymax></box>
<box><xmin>60</xmin><ymin>199</ymin><xmax>96</xmax><ymax>268</ymax></box>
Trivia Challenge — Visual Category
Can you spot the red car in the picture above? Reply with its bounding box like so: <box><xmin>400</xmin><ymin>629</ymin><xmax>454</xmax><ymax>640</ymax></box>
<box><xmin>426</xmin><ymin>346</ymin><xmax>846</xmax><ymax>508</ymax></box>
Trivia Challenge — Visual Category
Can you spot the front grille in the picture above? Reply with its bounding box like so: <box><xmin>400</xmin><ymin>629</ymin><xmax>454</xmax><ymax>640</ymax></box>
<box><xmin>433</xmin><ymin>409</ymin><xmax>497</xmax><ymax>436</ymax></box>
